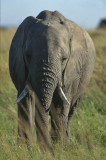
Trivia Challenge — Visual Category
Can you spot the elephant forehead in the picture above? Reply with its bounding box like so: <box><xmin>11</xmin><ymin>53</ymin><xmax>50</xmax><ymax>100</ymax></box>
<box><xmin>30</xmin><ymin>25</ymin><xmax>70</xmax><ymax>55</ymax></box>
<box><xmin>48</xmin><ymin>26</ymin><xmax>69</xmax><ymax>42</ymax></box>
<box><xmin>44</xmin><ymin>26</ymin><xmax>70</xmax><ymax>52</ymax></box>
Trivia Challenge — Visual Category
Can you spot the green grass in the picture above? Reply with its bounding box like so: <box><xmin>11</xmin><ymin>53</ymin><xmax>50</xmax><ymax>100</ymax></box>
<box><xmin>0</xmin><ymin>28</ymin><xmax>106</xmax><ymax>160</ymax></box>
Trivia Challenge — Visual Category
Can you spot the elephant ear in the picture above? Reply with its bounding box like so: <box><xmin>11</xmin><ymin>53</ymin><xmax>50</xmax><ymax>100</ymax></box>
<box><xmin>9</xmin><ymin>16</ymin><xmax>38</xmax><ymax>88</ymax></box>
<box><xmin>63</xmin><ymin>25</ymin><xmax>85</xmax><ymax>97</ymax></box>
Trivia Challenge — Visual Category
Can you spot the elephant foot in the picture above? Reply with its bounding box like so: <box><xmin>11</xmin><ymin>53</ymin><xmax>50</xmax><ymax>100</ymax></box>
<box><xmin>37</xmin><ymin>139</ymin><xmax>54</xmax><ymax>155</ymax></box>
<box><xmin>50</xmin><ymin>128</ymin><xmax>71</xmax><ymax>146</ymax></box>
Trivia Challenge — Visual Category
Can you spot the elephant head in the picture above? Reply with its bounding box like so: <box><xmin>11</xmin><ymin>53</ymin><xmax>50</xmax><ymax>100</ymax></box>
<box><xmin>15</xmin><ymin>11</ymin><xmax>71</xmax><ymax>110</ymax></box>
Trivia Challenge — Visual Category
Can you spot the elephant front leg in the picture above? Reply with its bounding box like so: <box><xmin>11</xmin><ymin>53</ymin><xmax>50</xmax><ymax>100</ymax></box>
<box><xmin>18</xmin><ymin>92</ymin><xmax>35</xmax><ymax>143</ymax></box>
<box><xmin>34</xmin><ymin>96</ymin><xmax>53</xmax><ymax>154</ymax></box>
<box><xmin>67</xmin><ymin>95</ymin><xmax>83</xmax><ymax>141</ymax></box>
<box><xmin>50</xmin><ymin>103</ymin><xmax>70</xmax><ymax>144</ymax></box>
<box><xmin>50</xmin><ymin>103</ymin><xmax>63</xmax><ymax>143</ymax></box>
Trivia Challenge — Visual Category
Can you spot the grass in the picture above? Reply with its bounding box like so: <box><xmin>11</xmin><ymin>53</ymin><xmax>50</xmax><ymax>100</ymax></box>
<box><xmin>0</xmin><ymin>28</ymin><xmax>106</xmax><ymax>160</ymax></box>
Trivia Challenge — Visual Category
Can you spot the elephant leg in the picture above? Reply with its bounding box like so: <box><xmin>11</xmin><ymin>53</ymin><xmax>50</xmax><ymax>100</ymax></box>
<box><xmin>34</xmin><ymin>95</ymin><xmax>53</xmax><ymax>153</ymax></box>
<box><xmin>18</xmin><ymin>91</ymin><xmax>35</xmax><ymax>143</ymax></box>
<box><xmin>50</xmin><ymin>102</ymin><xmax>70</xmax><ymax>144</ymax></box>
<box><xmin>67</xmin><ymin>95</ymin><xmax>83</xmax><ymax>141</ymax></box>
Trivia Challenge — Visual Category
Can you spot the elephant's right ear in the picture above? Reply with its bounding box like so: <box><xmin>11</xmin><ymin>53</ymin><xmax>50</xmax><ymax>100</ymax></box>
<box><xmin>9</xmin><ymin>16</ymin><xmax>38</xmax><ymax>85</ymax></box>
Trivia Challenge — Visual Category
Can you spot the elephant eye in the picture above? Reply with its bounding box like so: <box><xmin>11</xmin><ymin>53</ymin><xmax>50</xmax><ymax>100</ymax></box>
<box><xmin>26</xmin><ymin>54</ymin><xmax>31</xmax><ymax>60</ymax></box>
<box><xmin>62</xmin><ymin>57</ymin><xmax>67</xmax><ymax>62</ymax></box>
<box><xmin>25</xmin><ymin>54</ymin><xmax>31</xmax><ymax>65</ymax></box>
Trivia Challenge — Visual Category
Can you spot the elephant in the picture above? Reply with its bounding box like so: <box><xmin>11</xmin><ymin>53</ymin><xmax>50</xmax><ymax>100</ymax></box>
<box><xmin>9</xmin><ymin>10</ymin><xmax>96</xmax><ymax>153</ymax></box>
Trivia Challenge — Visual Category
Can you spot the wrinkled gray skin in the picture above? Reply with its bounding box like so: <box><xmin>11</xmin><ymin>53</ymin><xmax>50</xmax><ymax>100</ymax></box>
<box><xmin>9</xmin><ymin>10</ymin><xmax>96</xmax><ymax>152</ymax></box>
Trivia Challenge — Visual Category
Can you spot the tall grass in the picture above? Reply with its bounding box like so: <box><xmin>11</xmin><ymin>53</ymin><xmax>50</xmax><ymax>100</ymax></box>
<box><xmin>0</xmin><ymin>28</ymin><xmax>106</xmax><ymax>160</ymax></box>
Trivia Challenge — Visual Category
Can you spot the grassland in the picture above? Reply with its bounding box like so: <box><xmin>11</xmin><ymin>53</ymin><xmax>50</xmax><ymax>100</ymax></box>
<box><xmin>0</xmin><ymin>28</ymin><xmax>106</xmax><ymax>160</ymax></box>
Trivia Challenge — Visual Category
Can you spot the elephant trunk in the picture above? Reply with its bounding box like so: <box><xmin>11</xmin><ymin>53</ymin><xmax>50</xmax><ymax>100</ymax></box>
<box><xmin>30</xmin><ymin>60</ymin><xmax>59</xmax><ymax>111</ymax></box>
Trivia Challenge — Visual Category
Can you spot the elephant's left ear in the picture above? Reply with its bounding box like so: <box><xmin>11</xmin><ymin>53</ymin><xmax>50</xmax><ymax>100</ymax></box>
<box><xmin>63</xmin><ymin>41</ymin><xmax>75</xmax><ymax>89</ymax></box>
<box><xmin>63</xmin><ymin>32</ymin><xmax>83</xmax><ymax>91</ymax></box>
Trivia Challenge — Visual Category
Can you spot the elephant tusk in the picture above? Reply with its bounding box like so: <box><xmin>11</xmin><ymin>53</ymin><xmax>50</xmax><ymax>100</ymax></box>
<box><xmin>58</xmin><ymin>87</ymin><xmax>70</xmax><ymax>105</ymax></box>
<box><xmin>15</xmin><ymin>85</ymin><xmax>29</xmax><ymax>104</ymax></box>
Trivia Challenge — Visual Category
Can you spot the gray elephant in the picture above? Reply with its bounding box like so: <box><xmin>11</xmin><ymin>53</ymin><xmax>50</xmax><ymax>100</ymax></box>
<box><xmin>9</xmin><ymin>10</ymin><xmax>96</xmax><ymax>152</ymax></box>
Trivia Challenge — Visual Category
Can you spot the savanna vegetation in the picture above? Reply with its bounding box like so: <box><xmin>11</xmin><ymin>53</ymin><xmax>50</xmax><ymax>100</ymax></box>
<box><xmin>0</xmin><ymin>28</ymin><xmax>106</xmax><ymax>160</ymax></box>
